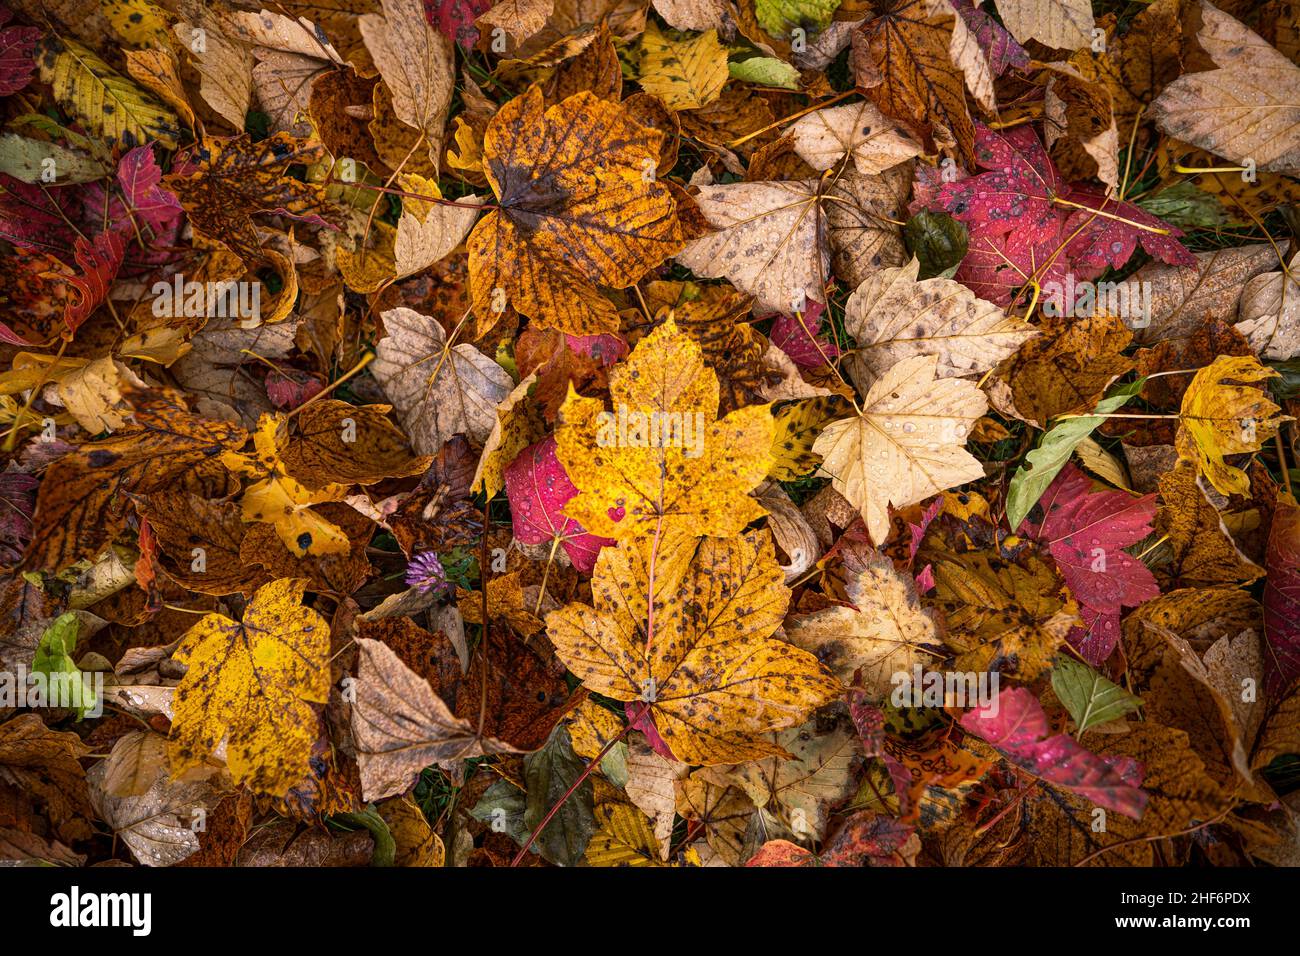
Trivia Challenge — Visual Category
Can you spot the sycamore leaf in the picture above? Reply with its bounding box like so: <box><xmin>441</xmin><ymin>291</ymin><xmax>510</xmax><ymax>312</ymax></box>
<box><xmin>996</xmin><ymin>312</ymin><xmax>1134</xmax><ymax>427</ymax></box>
<box><xmin>960</xmin><ymin>686</ymin><xmax>1146</xmax><ymax>818</ymax></box>
<box><xmin>785</xmin><ymin>550</ymin><xmax>940</xmax><ymax>696</ymax></box>
<box><xmin>37</xmin><ymin>36</ymin><xmax>180</xmax><ymax>150</ymax></box>
<box><xmin>1237</xmin><ymin>250</ymin><xmax>1300</xmax><ymax>360</ymax></box>
<box><xmin>1150</xmin><ymin>2</ymin><xmax>1300</xmax><ymax>175</ymax></box>
<box><xmin>174</xmin><ymin>1</ymin><xmax>252</xmax><ymax>130</ymax></box>
<box><xmin>934</xmin><ymin>552</ymin><xmax>1077</xmax><ymax>680</ymax></box>
<box><xmin>1176</xmin><ymin>355</ymin><xmax>1284</xmax><ymax>497</ymax></box>
<box><xmin>584</xmin><ymin>802</ymin><xmax>666</xmax><ymax>866</ymax></box>
<box><xmin>994</xmin><ymin>0</ymin><xmax>1094</xmax><ymax>51</ymax></box>
<box><xmin>169</xmin><ymin>578</ymin><xmax>329</xmax><ymax>797</ymax></box>
<box><xmin>854</xmin><ymin>0</ymin><xmax>975</xmax><ymax>161</ymax></box>
<box><xmin>768</xmin><ymin>396</ymin><xmax>844</xmax><ymax>482</ymax></box>
<box><xmin>351</xmin><ymin>636</ymin><xmax>520</xmax><ymax>801</ymax></box>
<box><xmin>676</xmin><ymin>179</ymin><xmax>827</xmax><ymax>316</ymax></box>
<box><xmin>21</xmin><ymin>389</ymin><xmax>247</xmax><ymax>573</ymax></box>
<box><xmin>790</xmin><ymin>100</ymin><xmax>924</xmax><ymax>175</ymax></box>
<box><xmin>726</xmin><ymin>720</ymin><xmax>860</xmax><ymax>840</ymax></box>
<box><xmin>87</xmin><ymin>749</ymin><xmax>226</xmax><ymax>867</ymax></box>
<box><xmin>1132</xmin><ymin>245</ymin><xmax>1280</xmax><ymax>347</ymax></box>
<box><xmin>372</xmin><ymin>306</ymin><xmax>513</xmax><ymax>456</ymax></box>
<box><xmin>221</xmin><ymin>413</ymin><xmax>352</xmax><ymax>559</ymax></box>
<box><xmin>556</xmin><ymin>318</ymin><xmax>773</xmax><ymax>540</ymax></box>
<box><xmin>813</xmin><ymin>354</ymin><xmax>987</xmax><ymax>545</ymax></box>
<box><xmin>545</xmin><ymin>529</ymin><xmax>840</xmax><ymax>765</ymax></box>
<box><xmin>164</xmin><ymin>133</ymin><xmax>341</xmax><ymax>267</ymax></box>
<box><xmin>0</xmin><ymin>714</ymin><xmax>93</xmax><ymax>844</ymax></box>
<box><xmin>468</xmin><ymin>86</ymin><xmax>684</xmax><ymax>336</ymax></box>
<box><xmin>1155</xmin><ymin>461</ymin><xmax>1264</xmax><ymax>588</ymax></box>
<box><xmin>843</xmin><ymin>257</ymin><xmax>1035</xmax><ymax>389</ymax></box>
<box><xmin>360</xmin><ymin>0</ymin><xmax>455</xmax><ymax>171</ymax></box>
<box><xmin>278</xmin><ymin>400</ymin><xmax>431</xmax><ymax>488</ymax></box>
<box><xmin>636</xmin><ymin>22</ymin><xmax>728</xmax><ymax>111</ymax></box>
<box><xmin>1050</xmin><ymin>655</ymin><xmax>1142</xmax><ymax>735</ymax></box>
<box><xmin>394</xmin><ymin>174</ymin><xmax>481</xmax><ymax>278</ymax></box>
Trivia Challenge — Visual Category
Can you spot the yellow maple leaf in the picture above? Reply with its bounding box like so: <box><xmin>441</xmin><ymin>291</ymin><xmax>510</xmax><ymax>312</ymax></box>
<box><xmin>169</xmin><ymin>578</ymin><xmax>330</xmax><ymax>796</ymax></box>
<box><xmin>635</xmin><ymin>23</ymin><xmax>729</xmax><ymax>111</ymax></box>
<box><xmin>933</xmin><ymin>553</ymin><xmax>1077</xmax><ymax>681</ymax></box>
<box><xmin>1176</xmin><ymin>355</ymin><xmax>1285</xmax><ymax>497</ymax></box>
<box><xmin>555</xmin><ymin>318</ymin><xmax>775</xmax><ymax>540</ymax></box>
<box><xmin>813</xmin><ymin>354</ymin><xmax>987</xmax><ymax>546</ymax></box>
<box><xmin>223</xmin><ymin>413</ymin><xmax>351</xmax><ymax>558</ymax></box>
<box><xmin>467</xmin><ymin>85</ymin><xmax>684</xmax><ymax>336</ymax></box>
<box><xmin>545</xmin><ymin>529</ymin><xmax>840</xmax><ymax>765</ymax></box>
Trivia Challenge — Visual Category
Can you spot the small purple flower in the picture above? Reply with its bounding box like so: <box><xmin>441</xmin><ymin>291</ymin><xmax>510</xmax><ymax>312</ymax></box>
<box><xmin>406</xmin><ymin>551</ymin><xmax>448</xmax><ymax>595</ymax></box>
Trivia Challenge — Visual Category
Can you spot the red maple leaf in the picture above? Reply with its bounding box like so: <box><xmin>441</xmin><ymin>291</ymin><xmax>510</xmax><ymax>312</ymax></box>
<box><xmin>926</xmin><ymin>124</ymin><xmax>1193</xmax><ymax>307</ymax></box>
<box><xmin>1021</xmin><ymin>464</ymin><xmax>1159</xmax><ymax>664</ymax></box>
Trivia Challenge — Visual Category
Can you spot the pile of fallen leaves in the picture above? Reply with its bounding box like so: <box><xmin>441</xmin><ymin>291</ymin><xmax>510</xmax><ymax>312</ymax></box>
<box><xmin>0</xmin><ymin>0</ymin><xmax>1298</xmax><ymax>869</ymax></box>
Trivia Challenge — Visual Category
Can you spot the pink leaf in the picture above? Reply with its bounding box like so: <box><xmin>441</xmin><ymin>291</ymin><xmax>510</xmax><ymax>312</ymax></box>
<box><xmin>770</xmin><ymin>300</ymin><xmax>839</xmax><ymax>368</ymax></box>
<box><xmin>1264</xmin><ymin>497</ymin><xmax>1300</xmax><ymax>698</ymax></box>
<box><xmin>952</xmin><ymin>0</ymin><xmax>1028</xmax><ymax>76</ymax></box>
<box><xmin>0</xmin><ymin>174</ymin><xmax>81</xmax><ymax>254</ymax></box>
<box><xmin>0</xmin><ymin>21</ymin><xmax>38</xmax><ymax>96</ymax></box>
<box><xmin>960</xmin><ymin>686</ymin><xmax>1148</xmax><ymax>819</ymax></box>
<box><xmin>425</xmin><ymin>0</ymin><xmax>491</xmax><ymax>48</ymax></box>
<box><xmin>564</xmin><ymin>332</ymin><xmax>628</xmax><ymax>366</ymax></box>
<box><xmin>1023</xmin><ymin>464</ymin><xmax>1159</xmax><ymax>664</ymax></box>
<box><xmin>504</xmin><ymin>436</ymin><xmax>614</xmax><ymax>574</ymax></box>
<box><xmin>625</xmin><ymin>701</ymin><xmax>674</xmax><ymax>760</ymax></box>
<box><xmin>266</xmin><ymin>369</ymin><xmax>325</xmax><ymax>410</ymax></box>
<box><xmin>113</xmin><ymin>145</ymin><xmax>183</xmax><ymax>238</ymax></box>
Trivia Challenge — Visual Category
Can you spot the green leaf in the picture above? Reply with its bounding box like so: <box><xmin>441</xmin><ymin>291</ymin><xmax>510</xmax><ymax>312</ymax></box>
<box><xmin>522</xmin><ymin>725</ymin><xmax>596</xmax><ymax>866</ymax></box>
<box><xmin>0</xmin><ymin>133</ymin><xmax>108</xmax><ymax>184</ymax></box>
<box><xmin>728</xmin><ymin>56</ymin><xmax>800</xmax><ymax>90</ymax></box>
<box><xmin>1269</xmin><ymin>357</ymin><xmax>1300</xmax><ymax>400</ymax></box>
<box><xmin>1005</xmin><ymin>378</ymin><xmax>1146</xmax><ymax>532</ymax></box>
<box><xmin>32</xmin><ymin>612</ymin><xmax>98</xmax><ymax>721</ymax></box>
<box><xmin>754</xmin><ymin>0</ymin><xmax>840</xmax><ymax>40</ymax></box>
<box><xmin>1051</xmin><ymin>655</ymin><xmax>1142</xmax><ymax>737</ymax></box>
<box><xmin>1136</xmin><ymin>182</ymin><xmax>1232</xmax><ymax>230</ymax></box>
<box><xmin>904</xmin><ymin>211</ymin><xmax>968</xmax><ymax>279</ymax></box>
<box><xmin>468</xmin><ymin>779</ymin><xmax>530</xmax><ymax>845</ymax></box>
